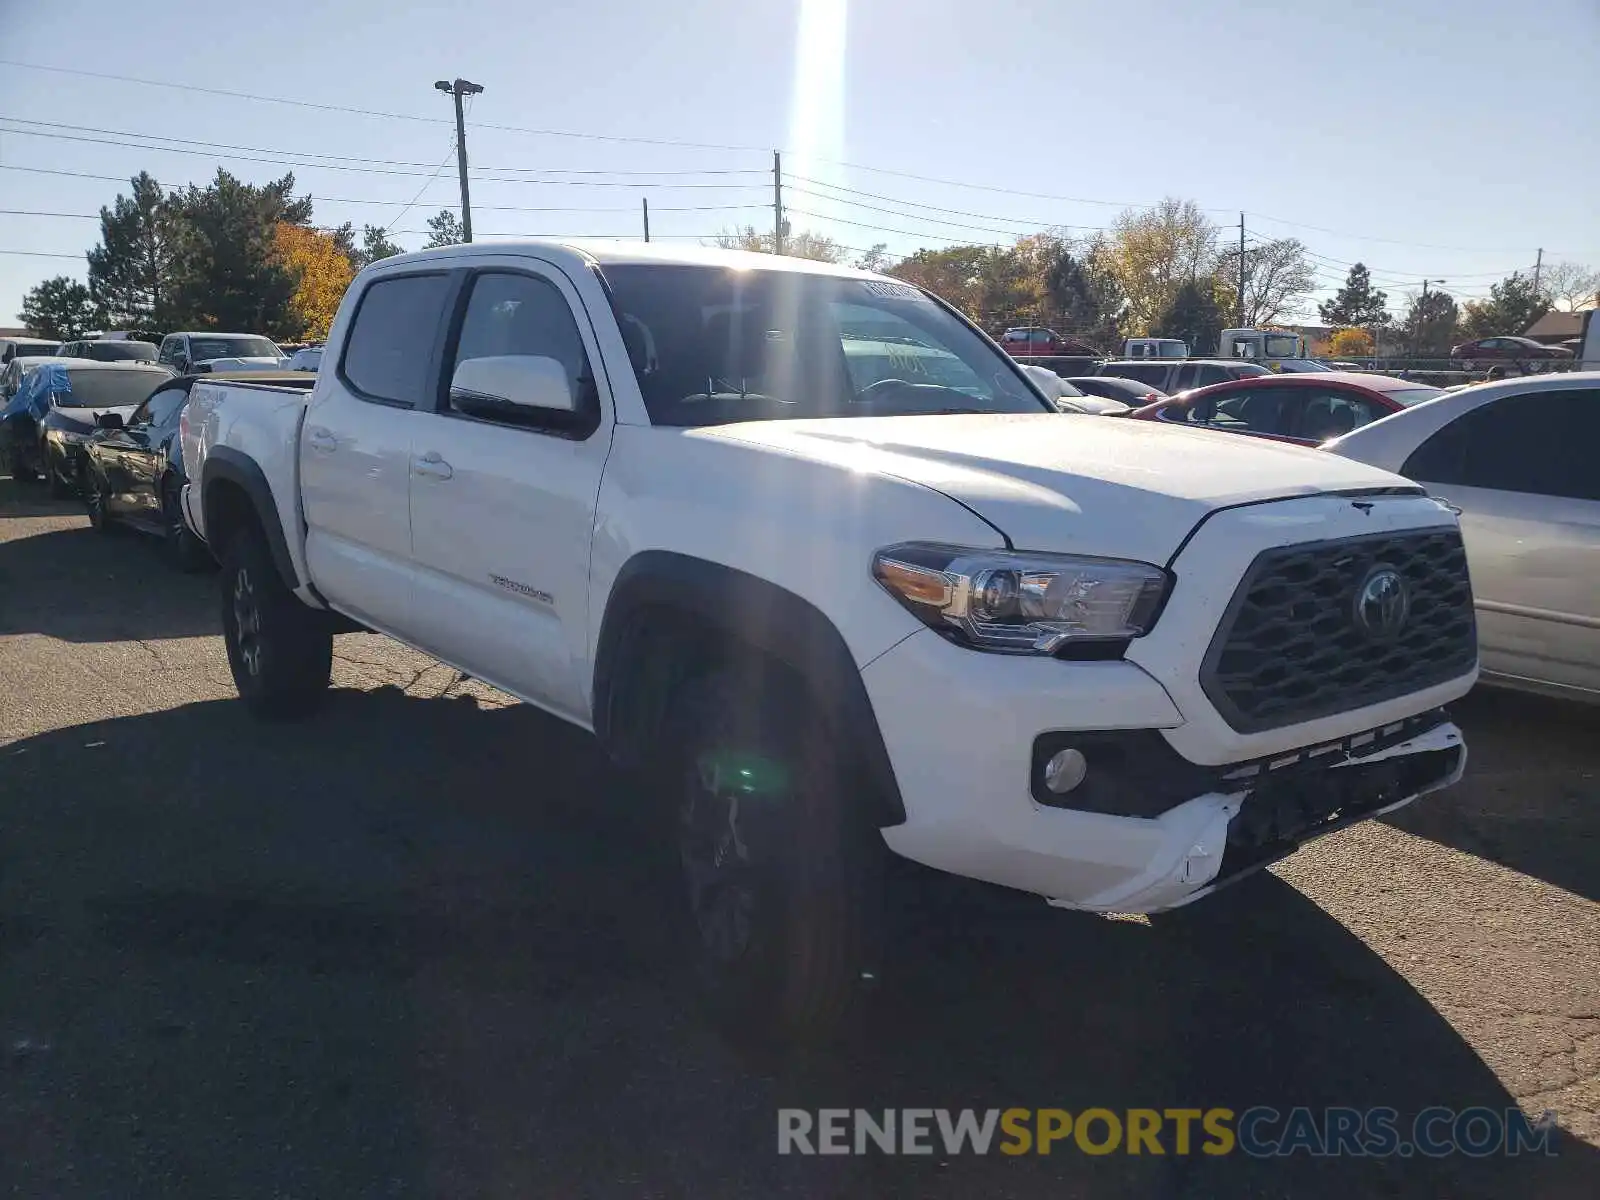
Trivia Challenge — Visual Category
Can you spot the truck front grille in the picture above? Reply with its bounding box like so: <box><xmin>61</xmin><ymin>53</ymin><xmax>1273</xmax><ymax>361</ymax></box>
<box><xmin>1200</xmin><ymin>528</ymin><xmax>1476</xmax><ymax>733</ymax></box>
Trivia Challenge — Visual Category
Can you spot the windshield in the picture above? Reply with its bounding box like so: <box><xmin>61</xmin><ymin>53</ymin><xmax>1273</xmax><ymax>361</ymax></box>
<box><xmin>86</xmin><ymin>342</ymin><xmax>159</xmax><ymax>362</ymax></box>
<box><xmin>600</xmin><ymin>264</ymin><xmax>1048</xmax><ymax>426</ymax></box>
<box><xmin>189</xmin><ymin>336</ymin><xmax>281</xmax><ymax>361</ymax></box>
<box><xmin>55</xmin><ymin>368</ymin><xmax>166</xmax><ymax>408</ymax></box>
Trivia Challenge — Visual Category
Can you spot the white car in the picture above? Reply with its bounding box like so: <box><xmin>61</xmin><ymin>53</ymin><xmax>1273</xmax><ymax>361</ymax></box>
<box><xmin>180</xmin><ymin>240</ymin><xmax>1476</xmax><ymax>1037</ymax></box>
<box><xmin>1326</xmin><ymin>372</ymin><xmax>1600</xmax><ymax>702</ymax></box>
<box><xmin>286</xmin><ymin>346</ymin><xmax>323</xmax><ymax>372</ymax></box>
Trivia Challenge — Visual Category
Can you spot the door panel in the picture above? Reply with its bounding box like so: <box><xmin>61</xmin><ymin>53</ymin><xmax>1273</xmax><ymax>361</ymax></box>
<box><xmin>1441</xmin><ymin>484</ymin><xmax>1600</xmax><ymax>693</ymax></box>
<box><xmin>300</xmin><ymin>270</ymin><xmax>456</xmax><ymax>633</ymax></box>
<box><xmin>406</xmin><ymin>264</ymin><xmax>613</xmax><ymax>722</ymax></box>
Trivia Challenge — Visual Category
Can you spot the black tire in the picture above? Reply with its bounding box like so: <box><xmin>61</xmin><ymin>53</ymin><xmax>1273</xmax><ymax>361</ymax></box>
<box><xmin>83</xmin><ymin>465</ymin><xmax>115</xmax><ymax>534</ymax></box>
<box><xmin>161</xmin><ymin>476</ymin><xmax>211</xmax><ymax>572</ymax></box>
<box><xmin>5</xmin><ymin>445</ymin><xmax>36</xmax><ymax>483</ymax></box>
<box><xmin>669</xmin><ymin>668</ymin><xmax>881</xmax><ymax>1044</ymax></box>
<box><xmin>219</xmin><ymin>524</ymin><xmax>332</xmax><ymax>719</ymax></box>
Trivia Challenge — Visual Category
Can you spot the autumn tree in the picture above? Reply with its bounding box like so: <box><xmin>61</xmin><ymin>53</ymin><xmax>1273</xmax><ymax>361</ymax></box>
<box><xmin>357</xmin><ymin>225</ymin><xmax>405</xmax><ymax>266</ymax></box>
<box><xmin>886</xmin><ymin>245</ymin><xmax>989</xmax><ymax>315</ymax></box>
<box><xmin>275</xmin><ymin>223</ymin><xmax>356</xmax><ymax>342</ymax></box>
<box><xmin>1458</xmin><ymin>272</ymin><xmax>1549</xmax><ymax>340</ymax></box>
<box><xmin>1103</xmin><ymin>198</ymin><xmax>1218</xmax><ymax>333</ymax></box>
<box><xmin>423</xmin><ymin>209</ymin><xmax>466</xmax><ymax>249</ymax></box>
<box><xmin>1538</xmin><ymin>260</ymin><xmax>1600</xmax><ymax>311</ymax></box>
<box><xmin>1328</xmin><ymin>327</ymin><xmax>1373</xmax><ymax>357</ymax></box>
<box><xmin>86</xmin><ymin>171</ymin><xmax>181</xmax><ymax>330</ymax></box>
<box><xmin>1318</xmin><ymin>263</ymin><xmax>1390</xmax><ymax>330</ymax></box>
<box><xmin>19</xmin><ymin>276</ymin><xmax>103</xmax><ymax>340</ymax></box>
<box><xmin>1400</xmin><ymin>289</ymin><xmax>1460</xmax><ymax>356</ymax></box>
<box><xmin>1217</xmin><ymin>237</ymin><xmax>1316</xmax><ymax>326</ymax></box>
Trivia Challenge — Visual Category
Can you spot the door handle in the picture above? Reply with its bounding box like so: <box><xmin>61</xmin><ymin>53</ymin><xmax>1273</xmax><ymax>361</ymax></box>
<box><xmin>413</xmin><ymin>451</ymin><xmax>453</xmax><ymax>481</ymax></box>
<box><xmin>307</xmin><ymin>427</ymin><xmax>338</xmax><ymax>452</ymax></box>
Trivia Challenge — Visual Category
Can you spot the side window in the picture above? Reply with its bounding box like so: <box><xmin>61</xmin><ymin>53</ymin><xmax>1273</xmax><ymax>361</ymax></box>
<box><xmin>448</xmin><ymin>271</ymin><xmax>593</xmax><ymax>423</ymax></box>
<box><xmin>1296</xmin><ymin>389</ymin><xmax>1382</xmax><ymax>442</ymax></box>
<box><xmin>1404</xmin><ymin>389</ymin><xmax>1599</xmax><ymax>501</ymax></box>
<box><xmin>1174</xmin><ymin>363</ymin><xmax>1197</xmax><ymax>390</ymax></box>
<box><xmin>158</xmin><ymin>337</ymin><xmax>181</xmax><ymax>365</ymax></box>
<box><xmin>143</xmin><ymin>387</ymin><xmax>188</xmax><ymax>428</ymax></box>
<box><xmin>1201</xmin><ymin>387</ymin><xmax>1294</xmax><ymax>435</ymax></box>
<box><xmin>341</xmin><ymin>273</ymin><xmax>454</xmax><ymax>407</ymax></box>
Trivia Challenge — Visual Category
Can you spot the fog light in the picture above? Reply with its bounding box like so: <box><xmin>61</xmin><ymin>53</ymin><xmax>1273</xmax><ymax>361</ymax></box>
<box><xmin>1043</xmin><ymin>747</ymin><xmax>1088</xmax><ymax>795</ymax></box>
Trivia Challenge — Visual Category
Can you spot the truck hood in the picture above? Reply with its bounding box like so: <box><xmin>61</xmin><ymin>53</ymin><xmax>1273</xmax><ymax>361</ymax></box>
<box><xmin>700</xmin><ymin>413</ymin><xmax>1414</xmax><ymax>564</ymax></box>
<box><xmin>198</xmin><ymin>357</ymin><xmax>285</xmax><ymax>371</ymax></box>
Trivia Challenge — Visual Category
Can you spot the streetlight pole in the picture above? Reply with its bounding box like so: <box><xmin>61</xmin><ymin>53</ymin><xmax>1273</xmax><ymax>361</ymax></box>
<box><xmin>434</xmin><ymin>77</ymin><xmax>484</xmax><ymax>242</ymax></box>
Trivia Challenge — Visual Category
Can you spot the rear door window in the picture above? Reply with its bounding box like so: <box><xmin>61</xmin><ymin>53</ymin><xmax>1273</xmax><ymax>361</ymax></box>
<box><xmin>340</xmin><ymin>273</ymin><xmax>454</xmax><ymax>407</ymax></box>
<box><xmin>1403</xmin><ymin>388</ymin><xmax>1600</xmax><ymax>501</ymax></box>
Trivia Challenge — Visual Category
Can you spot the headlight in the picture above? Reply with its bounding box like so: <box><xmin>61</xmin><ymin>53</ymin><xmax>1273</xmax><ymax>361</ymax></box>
<box><xmin>872</xmin><ymin>542</ymin><xmax>1170</xmax><ymax>654</ymax></box>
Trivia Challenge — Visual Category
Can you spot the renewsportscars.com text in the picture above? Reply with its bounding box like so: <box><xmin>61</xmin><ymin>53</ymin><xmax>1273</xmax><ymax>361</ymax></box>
<box><xmin>777</xmin><ymin>1107</ymin><xmax>1558</xmax><ymax>1158</ymax></box>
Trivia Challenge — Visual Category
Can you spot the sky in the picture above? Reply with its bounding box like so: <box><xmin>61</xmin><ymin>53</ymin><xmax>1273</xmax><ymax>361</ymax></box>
<box><xmin>1</xmin><ymin>0</ymin><xmax>1597</xmax><ymax>327</ymax></box>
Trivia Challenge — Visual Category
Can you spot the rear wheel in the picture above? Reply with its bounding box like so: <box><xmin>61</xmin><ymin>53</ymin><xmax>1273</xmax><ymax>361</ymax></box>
<box><xmin>219</xmin><ymin>524</ymin><xmax>332</xmax><ymax>719</ymax></box>
<box><xmin>669</xmin><ymin>668</ymin><xmax>881</xmax><ymax>1044</ymax></box>
<box><xmin>162</xmin><ymin>476</ymin><xmax>210</xmax><ymax>572</ymax></box>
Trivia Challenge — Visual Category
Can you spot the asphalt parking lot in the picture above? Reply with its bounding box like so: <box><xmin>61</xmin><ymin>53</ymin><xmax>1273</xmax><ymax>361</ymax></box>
<box><xmin>1</xmin><ymin>479</ymin><xmax>1596</xmax><ymax>1198</ymax></box>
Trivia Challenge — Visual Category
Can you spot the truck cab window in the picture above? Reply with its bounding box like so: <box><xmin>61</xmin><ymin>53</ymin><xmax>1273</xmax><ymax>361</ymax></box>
<box><xmin>340</xmin><ymin>274</ymin><xmax>453</xmax><ymax>407</ymax></box>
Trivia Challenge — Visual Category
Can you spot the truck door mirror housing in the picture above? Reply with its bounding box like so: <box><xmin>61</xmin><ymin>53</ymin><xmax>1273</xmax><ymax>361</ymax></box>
<box><xmin>96</xmin><ymin>412</ymin><xmax>125</xmax><ymax>430</ymax></box>
<box><xmin>450</xmin><ymin>355</ymin><xmax>575</xmax><ymax>418</ymax></box>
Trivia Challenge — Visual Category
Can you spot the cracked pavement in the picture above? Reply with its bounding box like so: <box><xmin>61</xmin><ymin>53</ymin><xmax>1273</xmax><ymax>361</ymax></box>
<box><xmin>1</xmin><ymin>481</ymin><xmax>1596</xmax><ymax>1197</ymax></box>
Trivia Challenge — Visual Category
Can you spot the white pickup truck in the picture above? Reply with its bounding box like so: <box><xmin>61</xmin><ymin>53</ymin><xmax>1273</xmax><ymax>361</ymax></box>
<box><xmin>181</xmin><ymin>241</ymin><xmax>1477</xmax><ymax>1037</ymax></box>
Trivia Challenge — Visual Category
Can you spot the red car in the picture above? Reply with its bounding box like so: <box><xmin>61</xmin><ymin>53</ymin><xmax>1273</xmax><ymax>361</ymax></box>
<box><xmin>1129</xmin><ymin>372</ymin><xmax>1447</xmax><ymax>447</ymax></box>
<box><xmin>998</xmin><ymin>327</ymin><xmax>1097</xmax><ymax>358</ymax></box>
<box><xmin>1451</xmin><ymin>336</ymin><xmax>1572</xmax><ymax>367</ymax></box>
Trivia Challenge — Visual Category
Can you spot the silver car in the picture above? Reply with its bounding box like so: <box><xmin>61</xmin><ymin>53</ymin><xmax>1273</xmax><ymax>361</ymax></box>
<box><xmin>1326</xmin><ymin>372</ymin><xmax>1600</xmax><ymax>703</ymax></box>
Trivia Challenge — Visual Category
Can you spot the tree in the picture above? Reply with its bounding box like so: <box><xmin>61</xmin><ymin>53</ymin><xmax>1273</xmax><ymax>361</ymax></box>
<box><xmin>1154</xmin><ymin>277</ymin><xmax>1222</xmax><ymax>354</ymax></box>
<box><xmin>1535</xmin><ymin>260</ymin><xmax>1599</xmax><ymax>312</ymax></box>
<box><xmin>886</xmin><ymin>244</ymin><xmax>990</xmax><ymax>315</ymax></box>
<box><xmin>86</xmin><ymin>171</ymin><xmax>181</xmax><ymax>331</ymax></box>
<box><xmin>274</xmin><ymin>223</ymin><xmax>356</xmax><ymax>342</ymax></box>
<box><xmin>1103</xmin><ymin>198</ymin><xmax>1218</xmax><ymax>333</ymax></box>
<box><xmin>19</xmin><ymin>276</ymin><xmax>103</xmax><ymax>340</ymax></box>
<box><xmin>1458</xmin><ymin>272</ymin><xmax>1549</xmax><ymax>340</ymax></box>
<box><xmin>1318</xmin><ymin>263</ymin><xmax>1390</xmax><ymax>330</ymax></box>
<box><xmin>711</xmin><ymin>223</ymin><xmax>844</xmax><ymax>263</ymax></box>
<box><xmin>1219</xmin><ymin>237</ymin><xmax>1316</xmax><ymax>327</ymax></box>
<box><xmin>355</xmin><ymin>225</ymin><xmax>404</xmax><ymax>267</ymax></box>
<box><xmin>854</xmin><ymin>243</ymin><xmax>891</xmax><ymax>273</ymax></box>
<box><xmin>1400</xmin><ymin>289</ymin><xmax>1460</xmax><ymax>357</ymax></box>
<box><xmin>166</xmin><ymin>170</ymin><xmax>311</xmax><ymax>338</ymax></box>
<box><xmin>423</xmin><ymin>209</ymin><xmax>466</xmax><ymax>249</ymax></box>
<box><xmin>1044</xmin><ymin>243</ymin><xmax>1124</xmax><ymax>350</ymax></box>
<box><xmin>1328</xmin><ymin>327</ymin><xmax>1373</xmax><ymax>357</ymax></box>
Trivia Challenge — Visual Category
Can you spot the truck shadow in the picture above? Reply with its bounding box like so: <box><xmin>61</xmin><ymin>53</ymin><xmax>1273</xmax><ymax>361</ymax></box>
<box><xmin>0</xmin><ymin>521</ymin><xmax>218</xmax><ymax>642</ymax></box>
<box><xmin>1</xmin><ymin>686</ymin><xmax>1591</xmax><ymax>1198</ymax></box>
<box><xmin>1385</xmin><ymin>687</ymin><xmax>1600</xmax><ymax>902</ymax></box>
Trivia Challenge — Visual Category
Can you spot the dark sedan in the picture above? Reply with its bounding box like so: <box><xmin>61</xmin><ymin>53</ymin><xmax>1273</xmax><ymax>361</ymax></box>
<box><xmin>1451</xmin><ymin>336</ymin><xmax>1572</xmax><ymax>367</ymax></box>
<box><xmin>1065</xmin><ymin>376</ymin><xmax>1169</xmax><ymax>406</ymax></box>
<box><xmin>82</xmin><ymin>371</ymin><xmax>313</xmax><ymax>568</ymax></box>
<box><xmin>1</xmin><ymin>361</ymin><xmax>173</xmax><ymax>494</ymax></box>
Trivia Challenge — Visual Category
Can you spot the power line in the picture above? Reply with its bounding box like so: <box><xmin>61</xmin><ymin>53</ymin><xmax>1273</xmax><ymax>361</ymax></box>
<box><xmin>787</xmin><ymin>174</ymin><xmax>1088</xmax><ymax>228</ymax></box>
<box><xmin>0</xmin><ymin>60</ymin><xmax>767</xmax><ymax>153</ymax></box>
<box><xmin>785</xmin><ymin>188</ymin><xmax>1077</xmax><ymax>239</ymax></box>
<box><xmin>0</xmin><ymin>249</ymin><xmax>83</xmax><ymax>258</ymax></box>
<box><xmin>0</xmin><ymin>115</ymin><xmax>770</xmax><ymax>177</ymax></box>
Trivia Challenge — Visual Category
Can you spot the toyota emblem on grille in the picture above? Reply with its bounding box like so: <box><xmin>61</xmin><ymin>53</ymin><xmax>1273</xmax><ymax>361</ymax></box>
<box><xmin>1354</xmin><ymin>566</ymin><xmax>1410</xmax><ymax>638</ymax></box>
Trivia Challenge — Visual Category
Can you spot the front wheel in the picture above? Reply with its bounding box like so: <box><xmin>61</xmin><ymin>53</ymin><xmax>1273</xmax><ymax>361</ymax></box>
<box><xmin>219</xmin><ymin>525</ymin><xmax>332</xmax><ymax>719</ymax></box>
<box><xmin>670</xmin><ymin>669</ymin><xmax>881</xmax><ymax>1044</ymax></box>
<box><xmin>84</xmin><ymin>465</ymin><xmax>114</xmax><ymax>533</ymax></box>
<box><xmin>45</xmin><ymin>446</ymin><xmax>73</xmax><ymax>498</ymax></box>
<box><xmin>162</xmin><ymin>477</ymin><xmax>210</xmax><ymax>572</ymax></box>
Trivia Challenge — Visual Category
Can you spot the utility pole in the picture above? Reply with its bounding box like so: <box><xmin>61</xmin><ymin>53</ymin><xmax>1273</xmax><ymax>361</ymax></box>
<box><xmin>1237</xmin><ymin>212</ymin><xmax>1246</xmax><ymax>326</ymax></box>
<box><xmin>642</xmin><ymin>198</ymin><xmax>650</xmax><ymax>243</ymax></box>
<box><xmin>1533</xmin><ymin>247</ymin><xmax>1543</xmax><ymax>295</ymax></box>
<box><xmin>434</xmin><ymin>77</ymin><xmax>484</xmax><ymax>242</ymax></box>
<box><xmin>773</xmin><ymin>150</ymin><xmax>785</xmax><ymax>256</ymax></box>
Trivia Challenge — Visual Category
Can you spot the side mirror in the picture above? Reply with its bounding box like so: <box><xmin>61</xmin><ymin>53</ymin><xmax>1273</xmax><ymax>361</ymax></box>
<box><xmin>449</xmin><ymin>355</ymin><xmax>575</xmax><ymax>420</ymax></box>
<box><xmin>96</xmin><ymin>412</ymin><xmax>124</xmax><ymax>430</ymax></box>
